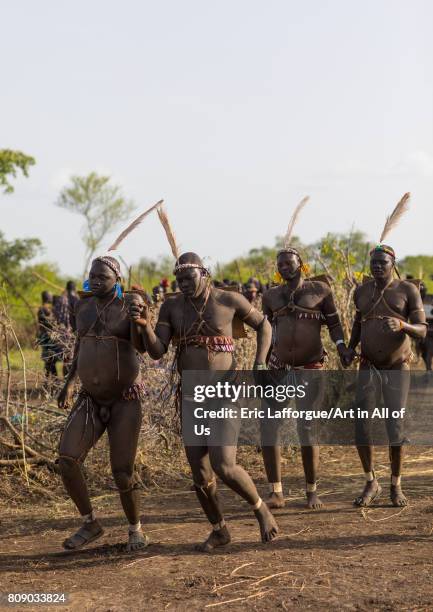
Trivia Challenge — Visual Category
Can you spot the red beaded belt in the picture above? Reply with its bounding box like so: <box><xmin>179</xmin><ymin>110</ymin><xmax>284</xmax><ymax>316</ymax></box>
<box><xmin>175</xmin><ymin>335</ymin><xmax>235</xmax><ymax>353</ymax></box>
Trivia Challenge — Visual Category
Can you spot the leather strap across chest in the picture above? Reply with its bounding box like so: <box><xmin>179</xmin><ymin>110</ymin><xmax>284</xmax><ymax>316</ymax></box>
<box><xmin>361</xmin><ymin>281</ymin><xmax>406</xmax><ymax>323</ymax></box>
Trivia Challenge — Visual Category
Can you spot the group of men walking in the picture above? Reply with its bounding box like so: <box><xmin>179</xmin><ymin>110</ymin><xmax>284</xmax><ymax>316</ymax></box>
<box><xmin>54</xmin><ymin>235</ymin><xmax>427</xmax><ymax>553</ymax></box>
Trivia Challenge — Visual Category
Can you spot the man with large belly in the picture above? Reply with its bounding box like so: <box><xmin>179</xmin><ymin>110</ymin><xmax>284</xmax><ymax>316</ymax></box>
<box><xmin>261</xmin><ymin>247</ymin><xmax>351</xmax><ymax>509</ymax></box>
<box><xmin>57</xmin><ymin>256</ymin><xmax>148</xmax><ymax>552</ymax></box>
<box><xmin>345</xmin><ymin>244</ymin><xmax>427</xmax><ymax>507</ymax></box>
<box><xmin>129</xmin><ymin>252</ymin><xmax>279</xmax><ymax>552</ymax></box>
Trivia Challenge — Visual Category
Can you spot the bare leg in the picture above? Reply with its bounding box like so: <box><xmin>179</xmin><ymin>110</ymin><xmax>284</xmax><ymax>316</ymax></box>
<box><xmin>260</xmin><ymin>404</ymin><xmax>284</xmax><ymax>508</ymax></box>
<box><xmin>385</xmin><ymin>365</ymin><xmax>410</xmax><ymax>507</ymax></box>
<box><xmin>296</xmin><ymin>373</ymin><xmax>325</xmax><ymax>509</ymax></box>
<box><xmin>261</xmin><ymin>446</ymin><xmax>285</xmax><ymax>509</ymax></box>
<box><xmin>356</xmin><ymin>444</ymin><xmax>374</xmax><ymax>473</ymax></box>
<box><xmin>58</xmin><ymin>397</ymin><xmax>106</xmax><ymax>549</ymax></box>
<box><xmin>209</xmin><ymin>446</ymin><xmax>278</xmax><ymax>543</ymax></box>
<box><xmin>353</xmin><ymin>445</ymin><xmax>381</xmax><ymax>507</ymax></box>
<box><xmin>354</xmin><ymin>365</ymin><xmax>381</xmax><ymax>507</ymax></box>
<box><xmin>300</xmin><ymin>445</ymin><xmax>323</xmax><ymax>510</ymax></box>
<box><xmin>388</xmin><ymin>445</ymin><xmax>407</xmax><ymax>506</ymax></box>
<box><xmin>108</xmin><ymin>398</ymin><xmax>148</xmax><ymax>551</ymax></box>
<box><xmin>185</xmin><ymin>445</ymin><xmax>230</xmax><ymax>552</ymax></box>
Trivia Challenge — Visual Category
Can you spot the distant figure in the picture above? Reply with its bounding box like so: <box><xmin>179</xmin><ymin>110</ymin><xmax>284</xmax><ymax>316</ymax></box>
<box><xmin>243</xmin><ymin>282</ymin><xmax>259</xmax><ymax>303</ymax></box>
<box><xmin>37</xmin><ymin>291</ymin><xmax>58</xmax><ymax>379</ymax></box>
<box><xmin>152</xmin><ymin>285</ymin><xmax>164</xmax><ymax>303</ymax></box>
<box><xmin>418</xmin><ymin>282</ymin><xmax>433</xmax><ymax>371</ymax></box>
<box><xmin>247</xmin><ymin>276</ymin><xmax>263</xmax><ymax>294</ymax></box>
<box><xmin>54</xmin><ymin>281</ymin><xmax>79</xmax><ymax>376</ymax></box>
<box><xmin>54</xmin><ymin>281</ymin><xmax>79</xmax><ymax>329</ymax></box>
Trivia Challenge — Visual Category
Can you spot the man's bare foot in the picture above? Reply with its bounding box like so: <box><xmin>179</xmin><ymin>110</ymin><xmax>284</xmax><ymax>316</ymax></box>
<box><xmin>353</xmin><ymin>479</ymin><xmax>382</xmax><ymax>507</ymax></box>
<box><xmin>126</xmin><ymin>529</ymin><xmax>149</xmax><ymax>552</ymax></box>
<box><xmin>62</xmin><ymin>519</ymin><xmax>104</xmax><ymax>550</ymax></box>
<box><xmin>268</xmin><ymin>492</ymin><xmax>285</xmax><ymax>509</ymax></box>
<box><xmin>306</xmin><ymin>491</ymin><xmax>324</xmax><ymax>510</ymax></box>
<box><xmin>195</xmin><ymin>526</ymin><xmax>231</xmax><ymax>553</ymax></box>
<box><xmin>254</xmin><ymin>502</ymin><xmax>278</xmax><ymax>543</ymax></box>
<box><xmin>390</xmin><ymin>485</ymin><xmax>408</xmax><ymax>507</ymax></box>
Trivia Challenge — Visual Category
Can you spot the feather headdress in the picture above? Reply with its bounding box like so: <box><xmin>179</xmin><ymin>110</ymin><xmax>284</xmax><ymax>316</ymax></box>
<box><xmin>157</xmin><ymin>204</ymin><xmax>180</xmax><ymax>260</ymax></box>
<box><xmin>379</xmin><ymin>192</ymin><xmax>410</xmax><ymax>244</ymax></box>
<box><xmin>107</xmin><ymin>199</ymin><xmax>163</xmax><ymax>251</ymax></box>
<box><xmin>282</xmin><ymin>196</ymin><xmax>310</xmax><ymax>250</ymax></box>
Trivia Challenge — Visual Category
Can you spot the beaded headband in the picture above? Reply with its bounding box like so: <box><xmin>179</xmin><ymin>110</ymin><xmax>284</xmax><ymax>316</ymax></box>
<box><xmin>277</xmin><ymin>247</ymin><xmax>301</xmax><ymax>258</ymax></box>
<box><xmin>173</xmin><ymin>262</ymin><xmax>210</xmax><ymax>276</ymax></box>
<box><xmin>369</xmin><ymin>244</ymin><xmax>396</xmax><ymax>260</ymax></box>
<box><xmin>93</xmin><ymin>256</ymin><xmax>121</xmax><ymax>278</ymax></box>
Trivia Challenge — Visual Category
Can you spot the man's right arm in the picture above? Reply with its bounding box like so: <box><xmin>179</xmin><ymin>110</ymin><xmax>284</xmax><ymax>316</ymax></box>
<box><xmin>262</xmin><ymin>291</ymin><xmax>274</xmax><ymax>325</ymax></box>
<box><xmin>58</xmin><ymin>337</ymin><xmax>79</xmax><ymax>409</ymax></box>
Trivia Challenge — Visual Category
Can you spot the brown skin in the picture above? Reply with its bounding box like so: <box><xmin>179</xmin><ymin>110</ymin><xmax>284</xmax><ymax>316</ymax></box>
<box><xmin>346</xmin><ymin>251</ymin><xmax>427</xmax><ymax>507</ymax></box>
<box><xmin>129</xmin><ymin>257</ymin><xmax>278</xmax><ymax>551</ymax></box>
<box><xmin>57</xmin><ymin>260</ymin><xmax>148</xmax><ymax>551</ymax></box>
<box><xmin>261</xmin><ymin>251</ymin><xmax>352</xmax><ymax>510</ymax></box>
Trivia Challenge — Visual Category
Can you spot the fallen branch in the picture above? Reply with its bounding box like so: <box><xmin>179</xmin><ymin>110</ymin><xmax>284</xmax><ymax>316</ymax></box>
<box><xmin>229</xmin><ymin>561</ymin><xmax>256</xmax><ymax>577</ymax></box>
<box><xmin>122</xmin><ymin>555</ymin><xmax>162</xmax><ymax>569</ymax></box>
<box><xmin>0</xmin><ymin>416</ymin><xmax>53</xmax><ymax>464</ymax></box>
<box><xmin>0</xmin><ymin>457</ymin><xmax>47</xmax><ymax>466</ymax></box>
<box><xmin>251</xmin><ymin>570</ymin><xmax>293</xmax><ymax>586</ymax></box>
<box><xmin>361</xmin><ymin>506</ymin><xmax>408</xmax><ymax>522</ymax></box>
<box><xmin>205</xmin><ymin>590</ymin><xmax>269</xmax><ymax>608</ymax></box>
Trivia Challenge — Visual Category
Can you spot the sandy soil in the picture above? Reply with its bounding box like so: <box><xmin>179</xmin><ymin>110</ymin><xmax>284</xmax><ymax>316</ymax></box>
<box><xmin>2</xmin><ymin>446</ymin><xmax>433</xmax><ymax>611</ymax></box>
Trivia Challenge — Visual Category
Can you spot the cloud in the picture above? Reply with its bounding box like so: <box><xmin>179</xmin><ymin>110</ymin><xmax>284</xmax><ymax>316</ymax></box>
<box><xmin>389</xmin><ymin>151</ymin><xmax>433</xmax><ymax>178</ymax></box>
<box><xmin>318</xmin><ymin>150</ymin><xmax>433</xmax><ymax>181</ymax></box>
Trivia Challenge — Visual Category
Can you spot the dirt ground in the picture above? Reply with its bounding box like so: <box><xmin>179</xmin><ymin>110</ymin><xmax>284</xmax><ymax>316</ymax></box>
<box><xmin>2</xmin><ymin>446</ymin><xmax>433</xmax><ymax>611</ymax></box>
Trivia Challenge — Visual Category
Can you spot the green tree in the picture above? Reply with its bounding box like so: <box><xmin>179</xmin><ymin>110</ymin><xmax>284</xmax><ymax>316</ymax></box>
<box><xmin>0</xmin><ymin>231</ymin><xmax>42</xmax><ymax>325</ymax></box>
<box><xmin>399</xmin><ymin>255</ymin><xmax>433</xmax><ymax>291</ymax></box>
<box><xmin>55</xmin><ymin>172</ymin><xmax>134</xmax><ymax>276</ymax></box>
<box><xmin>217</xmin><ymin>237</ymin><xmax>305</xmax><ymax>284</ymax></box>
<box><xmin>134</xmin><ymin>255</ymin><xmax>174</xmax><ymax>289</ymax></box>
<box><xmin>0</xmin><ymin>231</ymin><xmax>42</xmax><ymax>275</ymax></box>
<box><xmin>0</xmin><ymin>149</ymin><xmax>35</xmax><ymax>194</ymax></box>
<box><xmin>312</xmin><ymin>230</ymin><xmax>373</xmax><ymax>280</ymax></box>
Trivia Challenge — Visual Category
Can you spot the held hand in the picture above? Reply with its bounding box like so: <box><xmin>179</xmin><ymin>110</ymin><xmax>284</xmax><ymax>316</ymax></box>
<box><xmin>338</xmin><ymin>344</ymin><xmax>356</xmax><ymax>368</ymax></box>
<box><xmin>57</xmin><ymin>383</ymin><xmax>74</xmax><ymax>410</ymax></box>
<box><xmin>382</xmin><ymin>317</ymin><xmax>403</xmax><ymax>334</ymax></box>
<box><xmin>127</xmin><ymin>299</ymin><xmax>148</xmax><ymax>327</ymax></box>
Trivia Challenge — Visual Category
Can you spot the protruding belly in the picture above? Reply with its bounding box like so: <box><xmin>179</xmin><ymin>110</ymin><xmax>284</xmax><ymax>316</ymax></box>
<box><xmin>360</xmin><ymin>320</ymin><xmax>411</xmax><ymax>367</ymax></box>
<box><xmin>77</xmin><ymin>337</ymin><xmax>140</xmax><ymax>403</ymax></box>
<box><xmin>273</xmin><ymin>318</ymin><xmax>324</xmax><ymax>367</ymax></box>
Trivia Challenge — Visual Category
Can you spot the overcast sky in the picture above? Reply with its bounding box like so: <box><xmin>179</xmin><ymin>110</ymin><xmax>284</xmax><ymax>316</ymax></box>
<box><xmin>2</xmin><ymin>0</ymin><xmax>432</xmax><ymax>277</ymax></box>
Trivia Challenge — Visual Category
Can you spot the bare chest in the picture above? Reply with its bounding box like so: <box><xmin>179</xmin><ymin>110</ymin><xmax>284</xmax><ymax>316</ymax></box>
<box><xmin>170</xmin><ymin>299</ymin><xmax>234</xmax><ymax>337</ymax></box>
<box><xmin>357</xmin><ymin>285</ymin><xmax>409</xmax><ymax>319</ymax></box>
<box><xmin>76</xmin><ymin>300</ymin><xmax>131</xmax><ymax>339</ymax></box>
<box><xmin>268</xmin><ymin>286</ymin><xmax>324</xmax><ymax>315</ymax></box>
